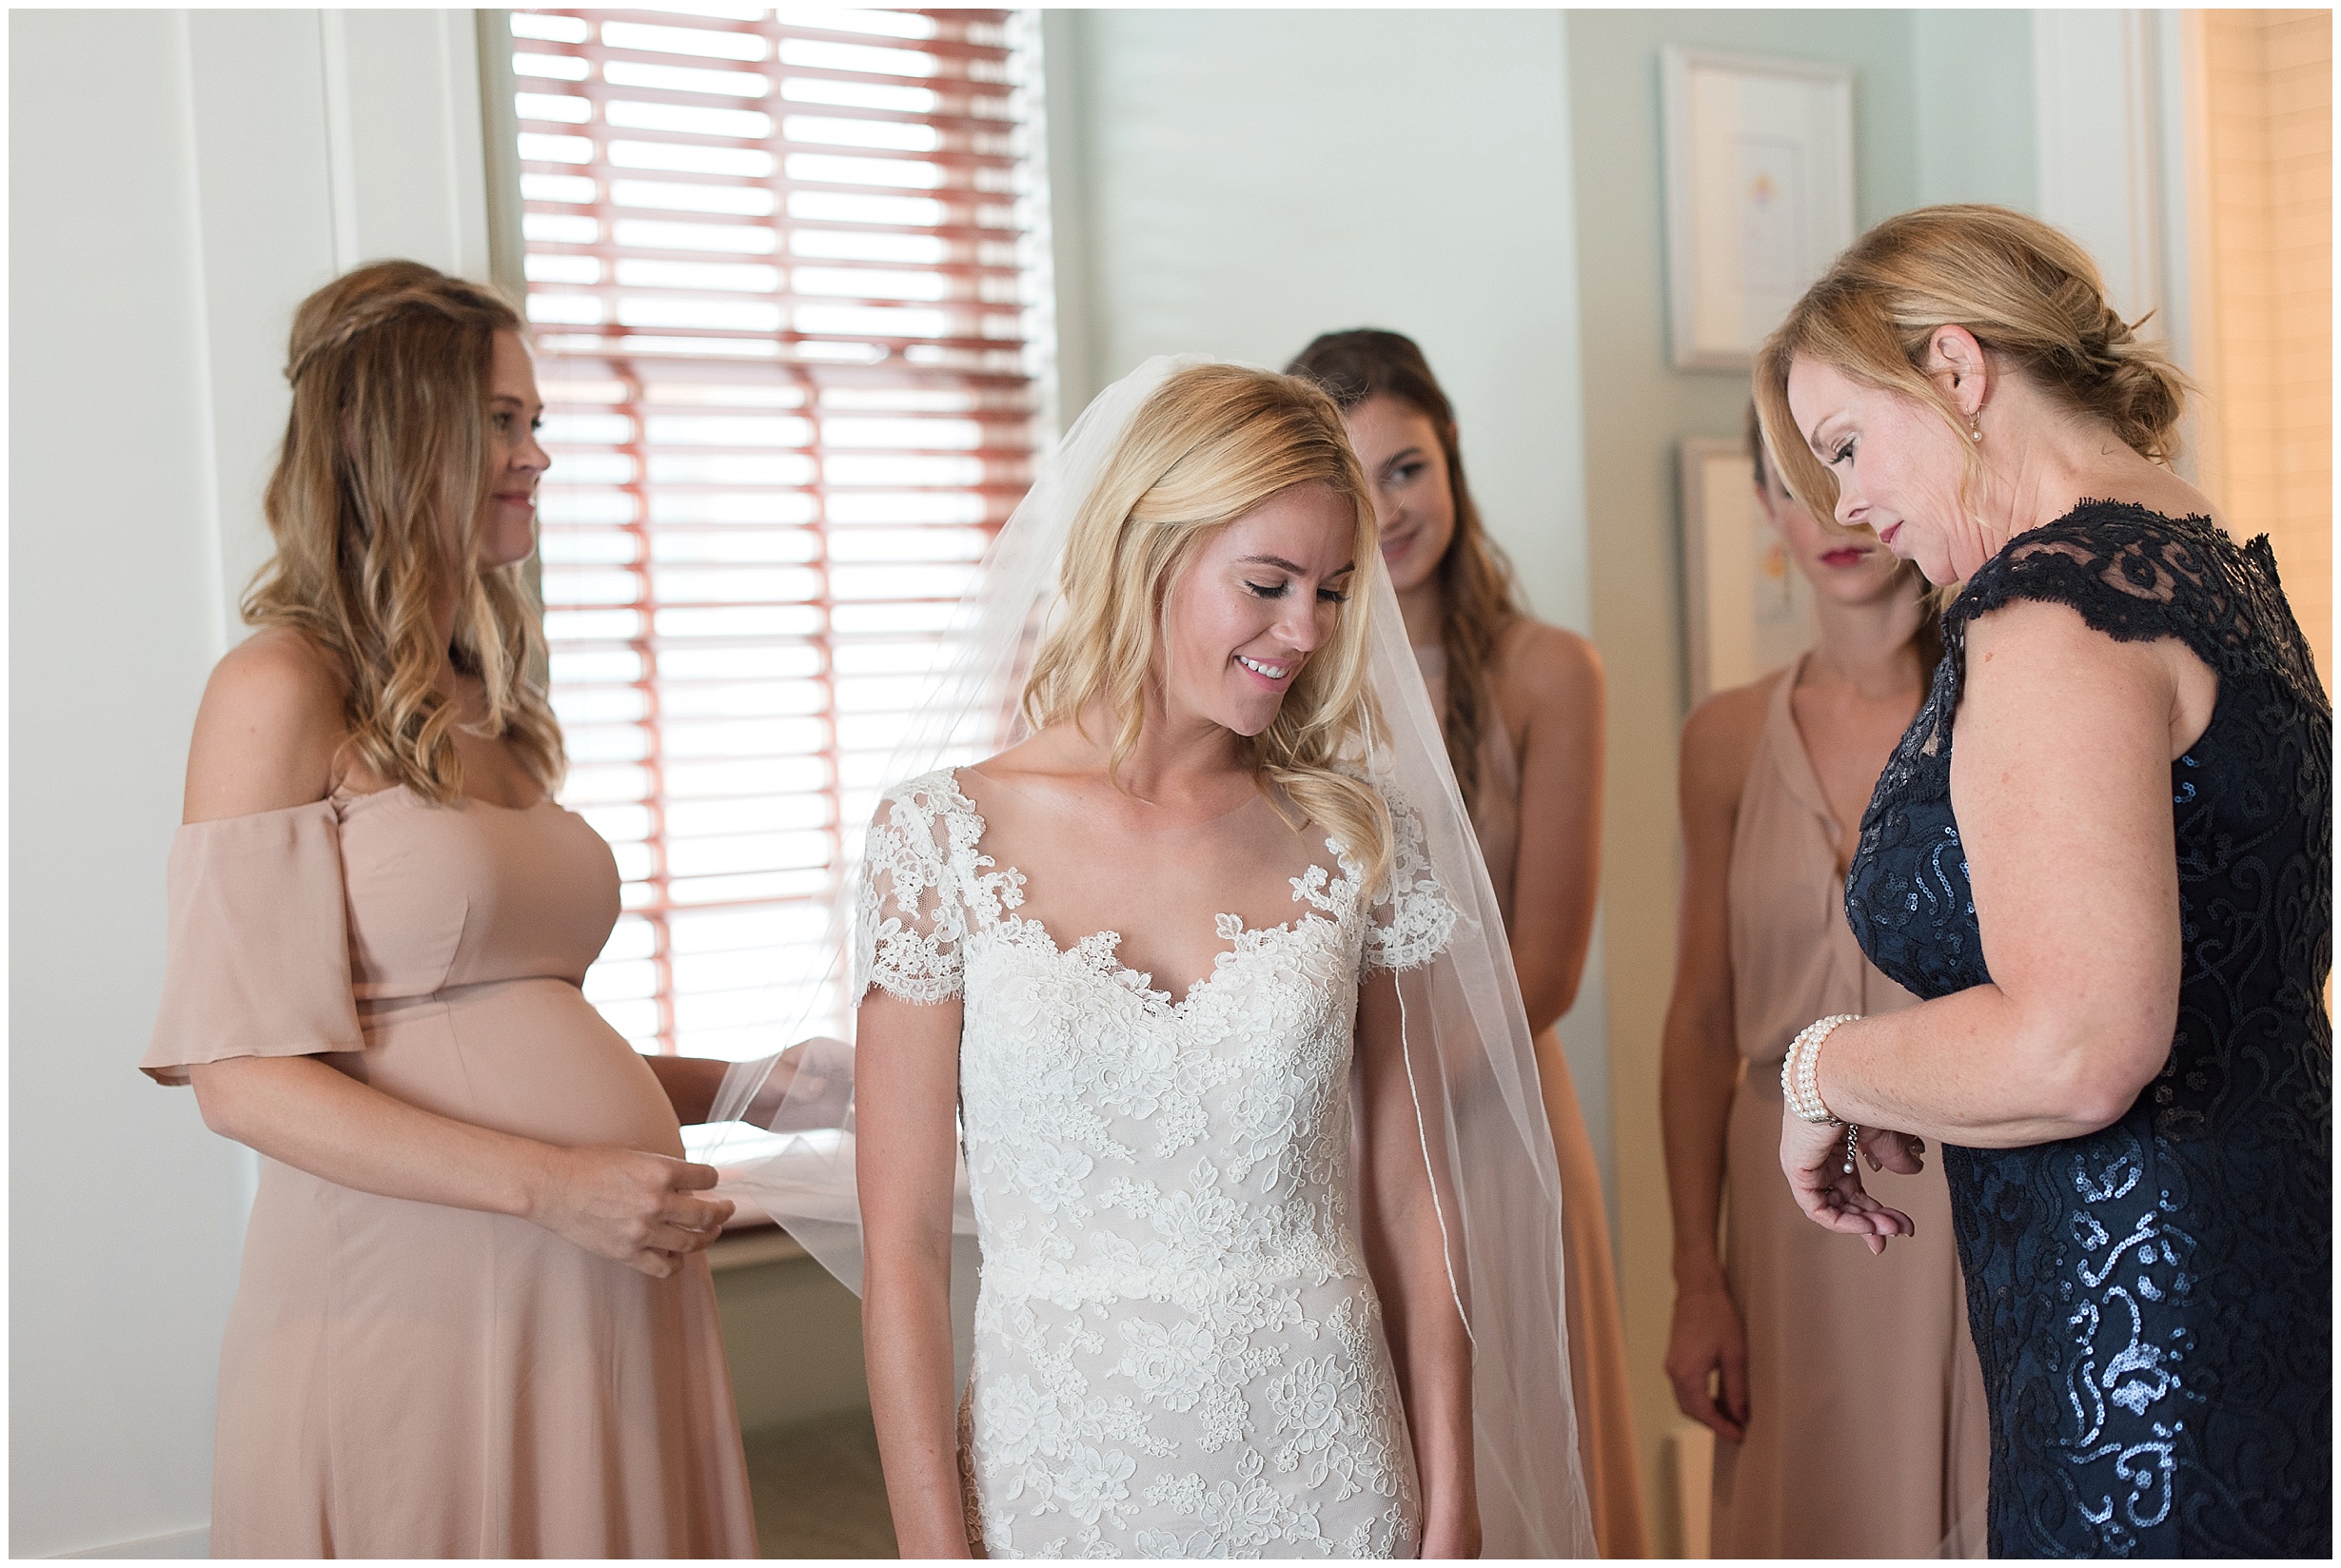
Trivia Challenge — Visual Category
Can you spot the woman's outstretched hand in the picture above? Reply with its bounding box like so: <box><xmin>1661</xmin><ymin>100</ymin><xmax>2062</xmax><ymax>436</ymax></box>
<box><xmin>1780</xmin><ymin>1110</ymin><xmax>1916</xmax><ymax>1255</ymax></box>
<box><xmin>525</xmin><ymin>1145</ymin><xmax>733</xmax><ymax>1276</ymax></box>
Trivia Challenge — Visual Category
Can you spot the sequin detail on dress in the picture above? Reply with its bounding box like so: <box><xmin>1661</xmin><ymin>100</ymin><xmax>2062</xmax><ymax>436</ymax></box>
<box><xmin>1845</xmin><ymin>504</ymin><xmax>2331</xmax><ymax>1557</ymax></box>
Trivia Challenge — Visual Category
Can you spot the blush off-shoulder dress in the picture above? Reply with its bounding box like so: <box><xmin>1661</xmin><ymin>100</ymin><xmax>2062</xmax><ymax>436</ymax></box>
<box><xmin>856</xmin><ymin>768</ymin><xmax>1457</xmax><ymax>1558</ymax></box>
<box><xmin>142</xmin><ymin>783</ymin><xmax>757</xmax><ymax>1558</ymax></box>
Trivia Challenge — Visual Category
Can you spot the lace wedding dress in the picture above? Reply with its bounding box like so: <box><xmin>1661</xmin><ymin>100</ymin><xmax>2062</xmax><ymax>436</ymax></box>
<box><xmin>856</xmin><ymin>765</ymin><xmax>1460</xmax><ymax>1558</ymax></box>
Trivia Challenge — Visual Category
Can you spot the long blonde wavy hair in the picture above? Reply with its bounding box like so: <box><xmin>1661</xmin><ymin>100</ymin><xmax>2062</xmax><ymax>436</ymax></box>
<box><xmin>1755</xmin><ymin>204</ymin><xmax>2190</xmax><ymax>524</ymax></box>
<box><xmin>244</xmin><ymin>260</ymin><xmax>563</xmax><ymax>803</ymax></box>
<box><xmin>1019</xmin><ymin>363</ymin><xmax>1396</xmax><ymax>892</ymax></box>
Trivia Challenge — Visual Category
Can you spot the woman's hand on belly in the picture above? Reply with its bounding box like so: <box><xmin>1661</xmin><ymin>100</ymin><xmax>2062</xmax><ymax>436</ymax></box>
<box><xmin>523</xmin><ymin>1144</ymin><xmax>735</xmax><ymax>1277</ymax></box>
<box><xmin>191</xmin><ymin>1053</ymin><xmax>725</xmax><ymax>1269</ymax></box>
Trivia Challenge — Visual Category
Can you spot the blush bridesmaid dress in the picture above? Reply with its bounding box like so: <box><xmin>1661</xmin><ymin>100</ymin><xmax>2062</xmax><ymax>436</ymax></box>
<box><xmin>1415</xmin><ymin>645</ymin><xmax>1647</xmax><ymax>1558</ymax></box>
<box><xmin>143</xmin><ymin>783</ymin><xmax>757</xmax><ymax>1558</ymax></box>
<box><xmin>1712</xmin><ymin>655</ymin><xmax>1988</xmax><ymax>1557</ymax></box>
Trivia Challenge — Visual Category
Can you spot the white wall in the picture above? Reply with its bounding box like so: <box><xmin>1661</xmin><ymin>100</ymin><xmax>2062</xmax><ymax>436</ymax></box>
<box><xmin>2032</xmin><ymin>10</ymin><xmax>2181</xmax><ymax>331</ymax></box>
<box><xmin>1049</xmin><ymin>9</ymin><xmax>1616</xmax><ymax>1195</ymax></box>
<box><xmin>9</xmin><ymin>11</ymin><xmax>493</xmax><ymax>1556</ymax></box>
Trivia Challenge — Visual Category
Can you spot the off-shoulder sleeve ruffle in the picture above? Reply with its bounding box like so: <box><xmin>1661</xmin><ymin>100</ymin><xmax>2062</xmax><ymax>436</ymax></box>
<box><xmin>1361</xmin><ymin>778</ymin><xmax>1460</xmax><ymax>974</ymax></box>
<box><xmin>141</xmin><ymin>801</ymin><xmax>364</xmax><ymax>1086</ymax></box>
<box><xmin>852</xmin><ymin>771</ymin><xmax>972</xmax><ymax>1005</ymax></box>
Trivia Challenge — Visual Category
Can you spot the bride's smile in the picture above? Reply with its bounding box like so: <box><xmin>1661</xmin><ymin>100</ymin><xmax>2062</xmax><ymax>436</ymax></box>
<box><xmin>1160</xmin><ymin>479</ymin><xmax>1357</xmax><ymax>739</ymax></box>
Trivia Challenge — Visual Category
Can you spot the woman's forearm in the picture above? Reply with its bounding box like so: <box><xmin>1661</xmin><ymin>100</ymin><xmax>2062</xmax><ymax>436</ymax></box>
<box><xmin>863</xmin><ymin>1254</ymin><xmax>974</xmax><ymax>1557</ymax></box>
<box><xmin>1354</xmin><ymin>975</ymin><xmax>1479</xmax><ymax>1550</ymax></box>
<box><xmin>191</xmin><ymin>1054</ymin><xmax>732</xmax><ymax>1277</ymax></box>
<box><xmin>1658</xmin><ymin>1003</ymin><xmax>1740</xmax><ymax>1290</ymax></box>
<box><xmin>192</xmin><ymin>1053</ymin><xmax>554</xmax><ymax>1216</ymax></box>
<box><xmin>1814</xmin><ymin>985</ymin><xmax>2165</xmax><ymax>1147</ymax></box>
<box><xmin>1376</xmin><ymin>1203</ymin><xmax>1476</xmax><ymax>1544</ymax></box>
<box><xmin>855</xmin><ymin>990</ymin><xmax>976</xmax><ymax>1554</ymax></box>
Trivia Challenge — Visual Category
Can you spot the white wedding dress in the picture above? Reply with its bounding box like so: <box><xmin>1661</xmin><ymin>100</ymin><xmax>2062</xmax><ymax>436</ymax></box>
<box><xmin>856</xmin><ymin>766</ymin><xmax>1461</xmax><ymax>1558</ymax></box>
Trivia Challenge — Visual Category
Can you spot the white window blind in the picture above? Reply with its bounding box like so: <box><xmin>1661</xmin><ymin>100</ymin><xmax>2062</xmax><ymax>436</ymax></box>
<box><xmin>512</xmin><ymin>5</ymin><xmax>1043</xmax><ymax>1059</ymax></box>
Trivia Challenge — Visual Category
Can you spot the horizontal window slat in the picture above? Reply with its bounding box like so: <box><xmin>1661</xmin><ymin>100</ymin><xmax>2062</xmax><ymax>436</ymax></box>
<box><xmin>524</xmin><ymin>3</ymin><xmax>1034</xmax><ymax>1056</ymax></box>
<box><xmin>558</xmin><ymin>44</ymin><xmax>1014</xmax><ymax>94</ymax></box>
<box><xmin>512</xmin><ymin>116</ymin><xmax>1024</xmax><ymax>168</ymax></box>
<box><xmin>523</xmin><ymin>201</ymin><xmax>1036</xmax><ymax>248</ymax></box>
<box><xmin>522</xmin><ymin>242</ymin><xmax>1030</xmax><ymax>282</ymax></box>
<box><xmin>525</xmin><ymin>89</ymin><xmax>1023</xmax><ymax>140</ymax></box>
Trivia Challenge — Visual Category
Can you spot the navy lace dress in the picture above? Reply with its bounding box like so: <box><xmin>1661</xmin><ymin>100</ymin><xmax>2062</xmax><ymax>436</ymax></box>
<box><xmin>1845</xmin><ymin>503</ymin><xmax>2331</xmax><ymax>1558</ymax></box>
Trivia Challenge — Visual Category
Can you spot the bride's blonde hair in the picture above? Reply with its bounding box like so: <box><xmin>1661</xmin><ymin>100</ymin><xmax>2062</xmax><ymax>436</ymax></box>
<box><xmin>244</xmin><ymin>260</ymin><xmax>563</xmax><ymax>803</ymax></box>
<box><xmin>1020</xmin><ymin>363</ymin><xmax>1395</xmax><ymax>892</ymax></box>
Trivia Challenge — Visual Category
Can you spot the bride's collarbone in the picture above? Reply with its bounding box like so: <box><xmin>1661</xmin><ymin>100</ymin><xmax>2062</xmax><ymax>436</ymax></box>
<box><xmin>962</xmin><ymin>764</ymin><xmax>1269</xmax><ymax>836</ymax></box>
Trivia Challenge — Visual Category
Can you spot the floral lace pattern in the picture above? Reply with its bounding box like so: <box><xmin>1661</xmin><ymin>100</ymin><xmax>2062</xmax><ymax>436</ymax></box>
<box><xmin>1845</xmin><ymin>504</ymin><xmax>2331</xmax><ymax>1557</ymax></box>
<box><xmin>855</xmin><ymin>768</ymin><xmax>1457</xmax><ymax>1558</ymax></box>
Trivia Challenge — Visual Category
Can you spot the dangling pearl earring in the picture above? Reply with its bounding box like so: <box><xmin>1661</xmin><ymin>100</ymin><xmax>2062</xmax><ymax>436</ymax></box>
<box><xmin>1969</xmin><ymin>416</ymin><xmax>1983</xmax><ymax>443</ymax></box>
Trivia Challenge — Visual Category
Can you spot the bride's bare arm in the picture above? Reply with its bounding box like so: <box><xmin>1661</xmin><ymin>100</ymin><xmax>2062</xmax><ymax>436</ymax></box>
<box><xmin>856</xmin><ymin>987</ymin><xmax>975</xmax><ymax>1558</ymax></box>
<box><xmin>1355</xmin><ymin>970</ymin><xmax>1480</xmax><ymax>1558</ymax></box>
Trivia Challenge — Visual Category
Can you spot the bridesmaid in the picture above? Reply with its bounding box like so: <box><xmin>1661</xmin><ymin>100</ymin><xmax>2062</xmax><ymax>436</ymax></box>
<box><xmin>1289</xmin><ymin>330</ymin><xmax>1645</xmax><ymax>1558</ymax></box>
<box><xmin>142</xmin><ymin>262</ymin><xmax>759</xmax><ymax>1557</ymax></box>
<box><xmin>1657</xmin><ymin>408</ymin><xmax>1987</xmax><ymax>1557</ymax></box>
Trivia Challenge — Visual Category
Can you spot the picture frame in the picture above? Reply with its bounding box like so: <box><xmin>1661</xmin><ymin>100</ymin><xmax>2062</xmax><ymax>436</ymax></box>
<box><xmin>1679</xmin><ymin>437</ymin><xmax>1816</xmax><ymax>706</ymax></box>
<box><xmin>1660</xmin><ymin>47</ymin><xmax>1857</xmax><ymax>372</ymax></box>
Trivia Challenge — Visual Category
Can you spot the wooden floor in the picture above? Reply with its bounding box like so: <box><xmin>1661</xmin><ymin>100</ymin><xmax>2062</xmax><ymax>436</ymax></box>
<box><xmin>746</xmin><ymin>1405</ymin><xmax>899</xmax><ymax>1559</ymax></box>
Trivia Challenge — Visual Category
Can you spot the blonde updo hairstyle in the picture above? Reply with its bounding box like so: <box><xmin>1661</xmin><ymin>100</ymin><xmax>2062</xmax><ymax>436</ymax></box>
<box><xmin>244</xmin><ymin>260</ymin><xmax>563</xmax><ymax>803</ymax></box>
<box><xmin>1754</xmin><ymin>205</ymin><xmax>2190</xmax><ymax>524</ymax></box>
<box><xmin>1019</xmin><ymin>363</ymin><xmax>1395</xmax><ymax>892</ymax></box>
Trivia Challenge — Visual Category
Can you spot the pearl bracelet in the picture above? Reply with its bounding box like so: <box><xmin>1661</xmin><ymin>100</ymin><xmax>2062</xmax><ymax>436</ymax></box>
<box><xmin>1780</xmin><ymin>1012</ymin><xmax>1860</xmax><ymax>1125</ymax></box>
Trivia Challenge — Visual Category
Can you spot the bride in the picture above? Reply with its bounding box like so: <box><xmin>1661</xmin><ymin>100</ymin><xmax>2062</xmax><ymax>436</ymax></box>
<box><xmin>728</xmin><ymin>360</ymin><xmax>1590</xmax><ymax>1558</ymax></box>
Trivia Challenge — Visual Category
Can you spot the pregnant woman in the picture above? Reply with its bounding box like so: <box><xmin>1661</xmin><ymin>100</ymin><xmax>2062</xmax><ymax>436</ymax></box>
<box><xmin>142</xmin><ymin>262</ymin><xmax>756</xmax><ymax>1557</ymax></box>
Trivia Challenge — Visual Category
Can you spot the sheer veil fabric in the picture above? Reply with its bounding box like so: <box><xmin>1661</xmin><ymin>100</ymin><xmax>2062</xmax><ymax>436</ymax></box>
<box><xmin>715</xmin><ymin>356</ymin><xmax>1595</xmax><ymax>1557</ymax></box>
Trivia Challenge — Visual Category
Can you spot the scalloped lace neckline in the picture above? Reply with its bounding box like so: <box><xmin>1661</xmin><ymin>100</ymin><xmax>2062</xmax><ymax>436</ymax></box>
<box><xmin>941</xmin><ymin>767</ymin><xmax>1359</xmax><ymax>1013</ymax></box>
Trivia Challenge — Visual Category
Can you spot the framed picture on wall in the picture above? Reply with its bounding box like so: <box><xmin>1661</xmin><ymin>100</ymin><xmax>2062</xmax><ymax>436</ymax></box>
<box><xmin>1679</xmin><ymin>437</ymin><xmax>1815</xmax><ymax>705</ymax></box>
<box><xmin>1660</xmin><ymin>47</ymin><xmax>1856</xmax><ymax>372</ymax></box>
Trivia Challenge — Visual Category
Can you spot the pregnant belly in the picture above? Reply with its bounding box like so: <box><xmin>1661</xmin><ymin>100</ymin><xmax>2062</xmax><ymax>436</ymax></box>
<box><xmin>347</xmin><ymin>977</ymin><xmax>683</xmax><ymax>1156</ymax></box>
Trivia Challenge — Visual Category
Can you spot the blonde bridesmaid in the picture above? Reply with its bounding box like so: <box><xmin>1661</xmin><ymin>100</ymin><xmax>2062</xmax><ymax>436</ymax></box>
<box><xmin>143</xmin><ymin>262</ymin><xmax>758</xmax><ymax>1558</ymax></box>
<box><xmin>1290</xmin><ymin>330</ymin><xmax>1646</xmax><ymax>1558</ymax></box>
<box><xmin>1656</xmin><ymin>407</ymin><xmax>1986</xmax><ymax>1557</ymax></box>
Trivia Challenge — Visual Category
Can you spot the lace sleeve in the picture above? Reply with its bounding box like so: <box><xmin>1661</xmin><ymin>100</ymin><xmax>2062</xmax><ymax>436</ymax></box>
<box><xmin>1361</xmin><ymin>781</ymin><xmax>1459</xmax><ymax>973</ymax></box>
<box><xmin>1948</xmin><ymin>502</ymin><xmax>2324</xmax><ymax>704</ymax></box>
<box><xmin>853</xmin><ymin>772</ymin><xmax>970</xmax><ymax>1005</ymax></box>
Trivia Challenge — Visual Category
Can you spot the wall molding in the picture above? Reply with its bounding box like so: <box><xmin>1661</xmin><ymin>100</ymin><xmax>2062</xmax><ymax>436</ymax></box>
<box><xmin>57</xmin><ymin>1526</ymin><xmax>208</xmax><ymax>1559</ymax></box>
<box><xmin>2032</xmin><ymin>10</ymin><xmax>2174</xmax><ymax>328</ymax></box>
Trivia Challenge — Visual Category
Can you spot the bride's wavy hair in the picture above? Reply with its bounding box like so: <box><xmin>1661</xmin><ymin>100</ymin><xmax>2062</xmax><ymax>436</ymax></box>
<box><xmin>244</xmin><ymin>260</ymin><xmax>563</xmax><ymax>803</ymax></box>
<box><xmin>1020</xmin><ymin>363</ymin><xmax>1395</xmax><ymax>892</ymax></box>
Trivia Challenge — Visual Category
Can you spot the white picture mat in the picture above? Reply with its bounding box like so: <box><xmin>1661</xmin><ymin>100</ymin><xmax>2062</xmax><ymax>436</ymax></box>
<box><xmin>1661</xmin><ymin>47</ymin><xmax>1856</xmax><ymax>371</ymax></box>
<box><xmin>1679</xmin><ymin>438</ymin><xmax>1816</xmax><ymax>706</ymax></box>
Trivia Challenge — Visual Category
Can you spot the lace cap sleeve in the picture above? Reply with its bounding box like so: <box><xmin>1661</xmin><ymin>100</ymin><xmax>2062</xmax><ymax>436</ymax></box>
<box><xmin>1361</xmin><ymin>777</ymin><xmax>1460</xmax><ymax>974</ymax></box>
<box><xmin>854</xmin><ymin>770</ymin><xmax>974</xmax><ymax>1005</ymax></box>
<box><xmin>1948</xmin><ymin>503</ymin><xmax>2315</xmax><ymax>688</ymax></box>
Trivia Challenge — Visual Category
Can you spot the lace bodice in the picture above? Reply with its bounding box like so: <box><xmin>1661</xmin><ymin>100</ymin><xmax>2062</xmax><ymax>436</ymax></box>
<box><xmin>1845</xmin><ymin>504</ymin><xmax>2331</xmax><ymax>1557</ymax></box>
<box><xmin>854</xmin><ymin>768</ymin><xmax>1457</xmax><ymax>1558</ymax></box>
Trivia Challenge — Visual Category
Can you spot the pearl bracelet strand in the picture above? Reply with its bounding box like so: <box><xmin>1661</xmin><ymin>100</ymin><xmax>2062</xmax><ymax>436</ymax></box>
<box><xmin>1780</xmin><ymin>1012</ymin><xmax>1859</xmax><ymax>1125</ymax></box>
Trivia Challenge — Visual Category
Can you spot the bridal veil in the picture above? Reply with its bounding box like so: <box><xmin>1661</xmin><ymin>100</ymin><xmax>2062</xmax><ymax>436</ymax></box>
<box><xmin>715</xmin><ymin>355</ymin><xmax>1596</xmax><ymax>1557</ymax></box>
